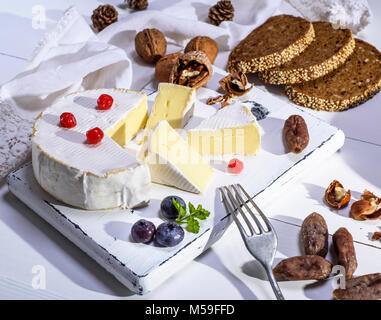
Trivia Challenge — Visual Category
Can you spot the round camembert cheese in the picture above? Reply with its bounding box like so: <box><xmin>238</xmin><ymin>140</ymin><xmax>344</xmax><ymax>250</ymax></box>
<box><xmin>32</xmin><ymin>89</ymin><xmax>151</xmax><ymax>210</ymax></box>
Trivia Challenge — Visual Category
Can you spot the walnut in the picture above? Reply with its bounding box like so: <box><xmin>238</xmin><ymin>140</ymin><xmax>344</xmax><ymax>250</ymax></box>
<box><xmin>206</xmin><ymin>72</ymin><xmax>253</xmax><ymax>108</ymax></box>
<box><xmin>135</xmin><ymin>28</ymin><xmax>167</xmax><ymax>64</ymax></box>
<box><xmin>283</xmin><ymin>115</ymin><xmax>309</xmax><ymax>154</ymax></box>
<box><xmin>169</xmin><ymin>51</ymin><xmax>213</xmax><ymax>88</ymax></box>
<box><xmin>219</xmin><ymin>72</ymin><xmax>253</xmax><ymax>97</ymax></box>
<box><xmin>155</xmin><ymin>53</ymin><xmax>182</xmax><ymax>82</ymax></box>
<box><xmin>350</xmin><ymin>190</ymin><xmax>381</xmax><ymax>220</ymax></box>
<box><xmin>184</xmin><ymin>36</ymin><xmax>218</xmax><ymax>64</ymax></box>
<box><xmin>325</xmin><ymin>180</ymin><xmax>351</xmax><ymax>209</ymax></box>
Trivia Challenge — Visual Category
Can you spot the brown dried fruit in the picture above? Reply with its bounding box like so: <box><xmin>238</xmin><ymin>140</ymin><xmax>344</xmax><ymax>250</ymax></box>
<box><xmin>333</xmin><ymin>273</ymin><xmax>381</xmax><ymax>300</ymax></box>
<box><xmin>371</xmin><ymin>232</ymin><xmax>381</xmax><ymax>241</ymax></box>
<box><xmin>169</xmin><ymin>51</ymin><xmax>213</xmax><ymax>89</ymax></box>
<box><xmin>91</xmin><ymin>5</ymin><xmax>118</xmax><ymax>32</ymax></box>
<box><xmin>325</xmin><ymin>180</ymin><xmax>351</xmax><ymax>209</ymax></box>
<box><xmin>155</xmin><ymin>53</ymin><xmax>182</xmax><ymax>82</ymax></box>
<box><xmin>283</xmin><ymin>115</ymin><xmax>309</xmax><ymax>154</ymax></box>
<box><xmin>350</xmin><ymin>190</ymin><xmax>381</xmax><ymax>220</ymax></box>
<box><xmin>273</xmin><ymin>255</ymin><xmax>332</xmax><ymax>281</ymax></box>
<box><xmin>301</xmin><ymin>212</ymin><xmax>328</xmax><ymax>257</ymax></box>
<box><xmin>333</xmin><ymin>227</ymin><xmax>357</xmax><ymax>279</ymax></box>
<box><xmin>184</xmin><ymin>36</ymin><xmax>219</xmax><ymax>64</ymax></box>
<box><xmin>135</xmin><ymin>28</ymin><xmax>167</xmax><ymax>64</ymax></box>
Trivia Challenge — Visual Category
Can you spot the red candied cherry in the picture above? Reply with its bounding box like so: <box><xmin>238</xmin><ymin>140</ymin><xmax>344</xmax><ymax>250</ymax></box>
<box><xmin>97</xmin><ymin>94</ymin><xmax>113</xmax><ymax>110</ymax></box>
<box><xmin>60</xmin><ymin>112</ymin><xmax>77</xmax><ymax>128</ymax></box>
<box><xmin>227</xmin><ymin>158</ymin><xmax>244</xmax><ymax>174</ymax></box>
<box><xmin>86</xmin><ymin>127</ymin><xmax>104</xmax><ymax>144</ymax></box>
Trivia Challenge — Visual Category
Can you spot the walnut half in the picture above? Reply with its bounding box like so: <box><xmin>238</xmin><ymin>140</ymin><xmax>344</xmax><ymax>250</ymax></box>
<box><xmin>350</xmin><ymin>190</ymin><xmax>381</xmax><ymax>220</ymax></box>
<box><xmin>169</xmin><ymin>51</ymin><xmax>213</xmax><ymax>89</ymax></box>
<box><xmin>325</xmin><ymin>180</ymin><xmax>351</xmax><ymax>209</ymax></box>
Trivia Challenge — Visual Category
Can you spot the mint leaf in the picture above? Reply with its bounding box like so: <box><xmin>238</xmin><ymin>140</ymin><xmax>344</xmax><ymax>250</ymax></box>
<box><xmin>173</xmin><ymin>198</ymin><xmax>186</xmax><ymax>221</ymax></box>
<box><xmin>186</xmin><ymin>216</ymin><xmax>200</xmax><ymax>233</ymax></box>
<box><xmin>173</xmin><ymin>200</ymin><xmax>210</xmax><ymax>233</ymax></box>
<box><xmin>188</xmin><ymin>202</ymin><xmax>196</xmax><ymax>214</ymax></box>
<box><xmin>193</xmin><ymin>205</ymin><xmax>210</xmax><ymax>220</ymax></box>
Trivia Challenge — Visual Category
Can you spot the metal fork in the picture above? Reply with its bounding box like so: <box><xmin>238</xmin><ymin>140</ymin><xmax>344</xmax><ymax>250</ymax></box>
<box><xmin>219</xmin><ymin>184</ymin><xmax>285</xmax><ymax>300</ymax></box>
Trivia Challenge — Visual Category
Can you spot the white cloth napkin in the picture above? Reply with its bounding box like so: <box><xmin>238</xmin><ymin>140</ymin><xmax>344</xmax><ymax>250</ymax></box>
<box><xmin>0</xmin><ymin>0</ymin><xmax>372</xmax><ymax>181</ymax></box>
<box><xmin>285</xmin><ymin>0</ymin><xmax>372</xmax><ymax>34</ymax></box>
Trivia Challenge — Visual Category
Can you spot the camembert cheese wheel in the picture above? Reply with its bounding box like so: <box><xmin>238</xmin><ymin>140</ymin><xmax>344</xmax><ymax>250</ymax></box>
<box><xmin>32</xmin><ymin>88</ymin><xmax>151</xmax><ymax>210</ymax></box>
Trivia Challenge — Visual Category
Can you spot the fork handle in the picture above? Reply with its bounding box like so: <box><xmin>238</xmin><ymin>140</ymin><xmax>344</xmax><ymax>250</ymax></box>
<box><xmin>264</xmin><ymin>265</ymin><xmax>285</xmax><ymax>300</ymax></box>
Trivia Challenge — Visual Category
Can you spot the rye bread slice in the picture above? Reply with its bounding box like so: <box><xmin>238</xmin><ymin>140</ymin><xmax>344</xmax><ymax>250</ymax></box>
<box><xmin>227</xmin><ymin>15</ymin><xmax>315</xmax><ymax>73</ymax></box>
<box><xmin>259</xmin><ymin>22</ymin><xmax>355</xmax><ymax>84</ymax></box>
<box><xmin>285</xmin><ymin>39</ymin><xmax>381</xmax><ymax>112</ymax></box>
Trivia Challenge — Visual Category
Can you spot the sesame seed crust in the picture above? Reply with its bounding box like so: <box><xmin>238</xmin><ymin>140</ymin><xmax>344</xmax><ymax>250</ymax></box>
<box><xmin>258</xmin><ymin>24</ymin><xmax>355</xmax><ymax>84</ymax></box>
<box><xmin>227</xmin><ymin>15</ymin><xmax>315</xmax><ymax>74</ymax></box>
<box><xmin>285</xmin><ymin>39</ymin><xmax>381</xmax><ymax>112</ymax></box>
<box><xmin>285</xmin><ymin>81</ymin><xmax>381</xmax><ymax>111</ymax></box>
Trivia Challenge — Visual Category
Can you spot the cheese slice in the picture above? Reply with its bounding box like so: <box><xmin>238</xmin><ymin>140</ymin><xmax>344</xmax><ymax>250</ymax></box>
<box><xmin>144</xmin><ymin>83</ymin><xmax>196</xmax><ymax>131</ymax></box>
<box><xmin>139</xmin><ymin>120</ymin><xmax>213</xmax><ymax>193</ymax></box>
<box><xmin>32</xmin><ymin>88</ymin><xmax>151</xmax><ymax>210</ymax></box>
<box><xmin>187</xmin><ymin>103</ymin><xmax>261</xmax><ymax>156</ymax></box>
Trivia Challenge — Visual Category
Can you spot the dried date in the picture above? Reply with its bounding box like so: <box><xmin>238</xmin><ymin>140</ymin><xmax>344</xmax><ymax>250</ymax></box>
<box><xmin>283</xmin><ymin>115</ymin><xmax>309</xmax><ymax>154</ymax></box>
<box><xmin>301</xmin><ymin>212</ymin><xmax>328</xmax><ymax>257</ymax></box>
<box><xmin>333</xmin><ymin>273</ymin><xmax>381</xmax><ymax>300</ymax></box>
<box><xmin>273</xmin><ymin>255</ymin><xmax>332</xmax><ymax>281</ymax></box>
<box><xmin>333</xmin><ymin>227</ymin><xmax>358</xmax><ymax>279</ymax></box>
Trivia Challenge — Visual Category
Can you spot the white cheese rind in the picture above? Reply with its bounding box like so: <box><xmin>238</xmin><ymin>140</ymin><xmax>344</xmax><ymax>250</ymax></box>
<box><xmin>188</xmin><ymin>102</ymin><xmax>257</xmax><ymax>131</ymax></box>
<box><xmin>32</xmin><ymin>88</ymin><xmax>151</xmax><ymax>210</ymax></box>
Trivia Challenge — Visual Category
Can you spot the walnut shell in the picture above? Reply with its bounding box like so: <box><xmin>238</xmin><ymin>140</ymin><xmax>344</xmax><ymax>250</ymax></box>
<box><xmin>135</xmin><ymin>28</ymin><xmax>167</xmax><ymax>64</ymax></box>
<box><xmin>184</xmin><ymin>36</ymin><xmax>218</xmax><ymax>64</ymax></box>
<box><xmin>350</xmin><ymin>200</ymin><xmax>375</xmax><ymax>220</ymax></box>
<box><xmin>169</xmin><ymin>51</ymin><xmax>213</xmax><ymax>89</ymax></box>
<box><xmin>325</xmin><ymin>180</ymin><xmax>351</xmax><ymax>209</ymax></box>
<box><xmin>155</xmin><ymin>52</ymin><xmax>183</xmax><ymax>82</ymax></box>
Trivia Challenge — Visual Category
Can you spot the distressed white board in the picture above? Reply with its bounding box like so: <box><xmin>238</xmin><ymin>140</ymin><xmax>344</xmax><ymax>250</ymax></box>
<box><xmin>7</xmin><ymin>87</ymin><xmax>345</xmax><ymax>295</ymax></box>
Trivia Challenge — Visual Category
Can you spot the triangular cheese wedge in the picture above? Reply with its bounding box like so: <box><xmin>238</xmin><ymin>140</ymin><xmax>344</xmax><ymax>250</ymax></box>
<box><xmin>144</xmin><ymin>83</ymin><xmax>196</xmax><ymax>131</ymax></box>
<box><xmin>139</xmin><ymin>120</ymin><xmax>213</xmax><ymax>193</ymax></box>
<box><xmin>187</xmin><ymin>103</ymin><xmax>261</xmax><ymax>155</ymax></box>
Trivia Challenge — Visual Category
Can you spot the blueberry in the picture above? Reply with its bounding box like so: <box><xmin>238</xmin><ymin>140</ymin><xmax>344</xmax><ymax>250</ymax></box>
<box><xmin>155</xmin><ymin>222</ymin><xmax>184</xmax><ymax>247</ymax></box>
<box><xmin>160</xmin><ymin>196</ymin><xmax>186</xmax><ymax>220</ymax></box>
<box><xmin>131</xmin><ymin>219</ymin><xmax>156</xmax><ymax>243</ymax></box>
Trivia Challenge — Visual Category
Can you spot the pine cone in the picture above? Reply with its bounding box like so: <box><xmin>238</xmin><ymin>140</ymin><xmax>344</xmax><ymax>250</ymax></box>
<box><xmin>208</xmin><ymin>0</ymin><xmax>234</xmax><ymax>26</ymax></box>
<box><xmin>126</xmin><ymin>0</ymin><xmax>148</xmax><ymax>10</ymax></box>
<box><xmin>91</xmin><ymin>4</ymin><xmax>118</xmax><ymax>32</ymax></box>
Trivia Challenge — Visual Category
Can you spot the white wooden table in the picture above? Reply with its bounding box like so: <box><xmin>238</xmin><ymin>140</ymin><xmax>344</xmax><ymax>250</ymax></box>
<box><xmin>1</xmin><ymin>0</ymin><xmax>381</xmax><ymax>300</ymax></box>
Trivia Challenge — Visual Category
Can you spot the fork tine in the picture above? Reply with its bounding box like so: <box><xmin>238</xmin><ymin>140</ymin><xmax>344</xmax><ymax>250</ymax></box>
<box><xmin>218</xmin><ymin>187</ymin><xmax>247</xmax><ymax>238</ymax></box>
<box><xmin>231</xmin><ymin>184</ymin><xmax>264</xmax><ymax>234</ymax></box>
<box><xmin>224</xmin><ymin>186</ymin><xmax>257</xmax><ymax>236</ymax></box>
<box><xmin>237</xmin><ymin>184</ymin><xmax>273</xmax><ymax>231</ymax></box>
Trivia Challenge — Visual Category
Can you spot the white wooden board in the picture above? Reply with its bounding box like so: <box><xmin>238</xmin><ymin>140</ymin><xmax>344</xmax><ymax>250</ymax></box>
<box><xmin>7</xmin><ymin>87</ymin><xmax>345</xmax><ymax>295</ymax></box>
